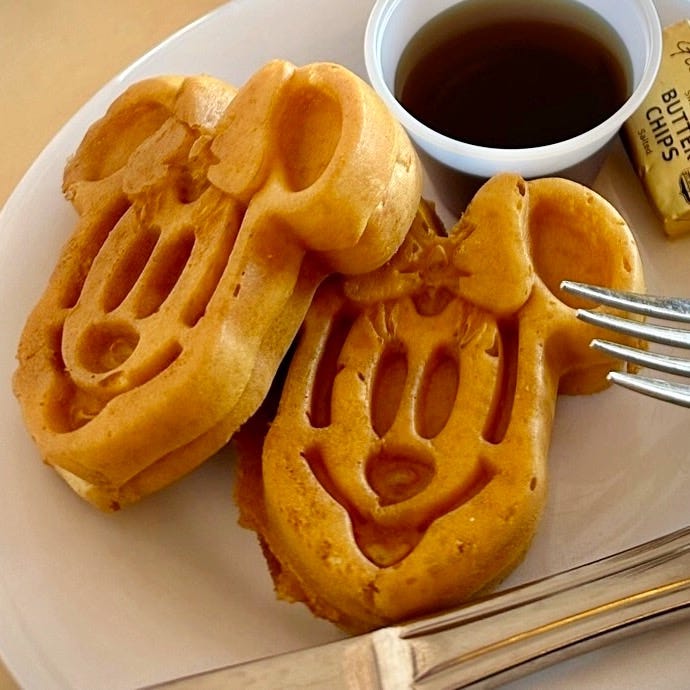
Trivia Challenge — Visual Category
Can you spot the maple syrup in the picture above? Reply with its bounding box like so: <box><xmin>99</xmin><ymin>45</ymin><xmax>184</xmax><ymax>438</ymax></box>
<box><xmin>396</xmin><ymin>0</ymin><xmax>631</xmax><ymax>148</ymax></box>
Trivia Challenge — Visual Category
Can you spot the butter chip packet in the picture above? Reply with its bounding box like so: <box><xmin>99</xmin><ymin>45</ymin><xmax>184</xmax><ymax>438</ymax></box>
<box><xmin>623</xmin><ymin>19</ymin><xmax>690</xmax><ymax>237</ymax></box>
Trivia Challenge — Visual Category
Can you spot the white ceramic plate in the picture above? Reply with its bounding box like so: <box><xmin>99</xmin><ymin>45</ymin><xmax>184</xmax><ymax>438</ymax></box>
<box><xmin>2</xmin><ymin>1</ymin><xmax>690</xmax><ymax>688</ymax></box>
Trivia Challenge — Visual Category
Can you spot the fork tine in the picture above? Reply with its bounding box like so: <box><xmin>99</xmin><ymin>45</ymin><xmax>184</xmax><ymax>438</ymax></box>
<box><xmin>561</xmin><ymin>281</ymin><xmax>690</xmax><ymax>406</ymax></box>
<box><xmin>576</xmin><ymin>309</ymin><xmax>690</xmax><ymax>349</ymax></box>
<box><xmin>591</xmin><ymin>339</ymin><xmax>690</xmax><ymax>376</ymax></box>
<box><xmin>607</xmin><ymin>371</ymin><xmax>690</xmax><ymax>407</ymax></box>
<box><xmin>561</xmin><ymin>280</ymin><xmax>690</xmax><ymax>322</ymax></box>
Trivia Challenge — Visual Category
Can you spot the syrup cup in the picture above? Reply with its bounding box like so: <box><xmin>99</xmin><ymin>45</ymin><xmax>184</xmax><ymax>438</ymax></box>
<box><xmin>364</xmin><ymin>0</ymin><xmax>662</xmax><ymax>182</ymax></box>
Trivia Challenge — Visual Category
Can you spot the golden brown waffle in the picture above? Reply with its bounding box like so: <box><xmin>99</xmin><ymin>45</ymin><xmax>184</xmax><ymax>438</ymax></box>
<box><xmin>235</xmin><ymin>173</ymin><xmax>645</xmax><ymax>632</ymax></box>
<box><xmin>13</xmin><ymin>61</ymin><xmax>422</xmax><ymax>510</ymax></box>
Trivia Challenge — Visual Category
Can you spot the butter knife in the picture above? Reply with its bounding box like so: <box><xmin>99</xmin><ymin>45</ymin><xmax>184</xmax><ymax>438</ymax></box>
<box><xmin>147</xmin><ymin>525</ymin><xmax>690</xmax><ymax>689</ymax></box>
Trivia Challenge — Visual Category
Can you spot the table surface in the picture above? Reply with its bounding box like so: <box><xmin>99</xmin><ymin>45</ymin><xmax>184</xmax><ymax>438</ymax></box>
<box><xmin>0</xmin><ymin>3</ymin><xmax>226</xmax><ymax>687</ymax></box>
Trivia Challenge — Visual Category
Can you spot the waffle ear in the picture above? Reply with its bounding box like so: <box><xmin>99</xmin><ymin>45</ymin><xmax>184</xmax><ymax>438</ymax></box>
<box><xmin>523</xmin><ymin>177</ymin><xmax>645</xmax><ymax>394</ymax></box>
<box><xmin>209</xmin><ymin>60</ymin><xmax>422</xmax><ymax>273</ymax></box>
<box><xmin>13</xmin><ymin>62</ymin><xmax>421</xmax><ymax>510</ymax></box>
<box><xmin>234</xmin><ymin>174</ymin><xmax>645</xmax><ymax>632</ymax></box>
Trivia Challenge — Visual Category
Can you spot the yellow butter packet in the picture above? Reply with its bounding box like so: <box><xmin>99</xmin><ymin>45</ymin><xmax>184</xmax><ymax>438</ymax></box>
<box><xmin>623</xmin><ymin>19</ymin><xmax>690</xmax><ymax>237</ymax></box>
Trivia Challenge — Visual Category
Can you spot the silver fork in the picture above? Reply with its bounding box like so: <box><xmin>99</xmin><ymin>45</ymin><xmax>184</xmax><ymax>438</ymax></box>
<box><xmin>561</xmin><ymin>280</ymin><xmax>690</xmax><ymax>407</ymax></box>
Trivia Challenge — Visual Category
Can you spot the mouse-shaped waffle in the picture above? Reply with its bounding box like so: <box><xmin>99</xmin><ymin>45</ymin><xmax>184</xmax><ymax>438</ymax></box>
<box><xmin>234</xmin><ymin>173</ymin><xmax>645</xmax><ymax>632</ymax></box>
<box><xmin>13</xmin><ymin>61</ymin><xmax>422</xmax><ymax>510</ymax></box>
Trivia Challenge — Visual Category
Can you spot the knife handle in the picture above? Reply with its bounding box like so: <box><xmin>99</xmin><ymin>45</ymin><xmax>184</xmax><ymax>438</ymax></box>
<box><xmin>147</xmin><ymin>527</ymin><xmax>690</xmax><ymax>689</ymax></box>
<box><xmin>399</xmin><ymin>525</ymin><xmax>690</xmax><ymax>689</ymax></box>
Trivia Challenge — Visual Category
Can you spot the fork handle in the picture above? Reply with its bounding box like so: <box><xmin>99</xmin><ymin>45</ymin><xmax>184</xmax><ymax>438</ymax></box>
<box><xmin>399</xmin><ymin>526</ymin><xmax>690</xmax><ymax>689</ymax></box>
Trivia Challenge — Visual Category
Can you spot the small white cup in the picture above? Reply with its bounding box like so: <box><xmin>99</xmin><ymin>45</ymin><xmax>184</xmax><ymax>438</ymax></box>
<box><xmin>364</xmin><ymin>0</ymin><xmax>662</xmax><ymax>180</ymax></box>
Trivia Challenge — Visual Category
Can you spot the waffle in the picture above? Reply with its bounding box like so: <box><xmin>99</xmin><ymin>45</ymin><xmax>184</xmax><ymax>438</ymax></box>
<box><xmin>13</xmin><ymin>61</ymin><xmax>422</xmax><ymax>510</ymax></box>
<box><xmin>235</xmin><ymin>173</ymin><xmax>645</xmax><ymax>632</ymax></box>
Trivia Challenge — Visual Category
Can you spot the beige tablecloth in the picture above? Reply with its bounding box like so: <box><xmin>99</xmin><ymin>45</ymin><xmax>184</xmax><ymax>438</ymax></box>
<box><xmin>0</xmin><ymin>3</ymin><xmax>225</xmax><ymax>687</ymax></box>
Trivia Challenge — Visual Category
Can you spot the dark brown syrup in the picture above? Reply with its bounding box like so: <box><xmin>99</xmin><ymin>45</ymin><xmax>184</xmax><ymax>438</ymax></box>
<box><xmin>396</xmin><ymin>2</ymin><xmax>630</xmax><ymax>148</ymax></box>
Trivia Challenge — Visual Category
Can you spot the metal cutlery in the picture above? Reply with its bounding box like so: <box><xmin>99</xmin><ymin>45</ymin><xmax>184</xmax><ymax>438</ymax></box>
<box><xmin>149</xmin><ymin>525</ymin><xmax>690</xmax><ymax>689</ymax></box>
<box><xmin>561</xmin><ymin>280</ymin><xmax>690</xmax><ymax>406</ymax></box>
